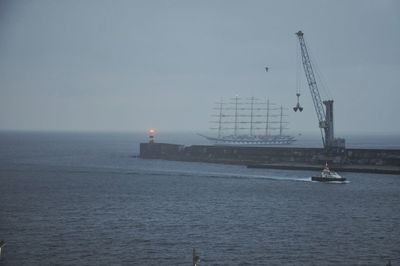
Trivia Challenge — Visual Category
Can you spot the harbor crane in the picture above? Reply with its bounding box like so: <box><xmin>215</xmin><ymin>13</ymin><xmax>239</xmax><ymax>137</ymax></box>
<box><xmin>296</xmin><ymin>31</ymin><xmax>345</xmax><ymax>151</ymax></box>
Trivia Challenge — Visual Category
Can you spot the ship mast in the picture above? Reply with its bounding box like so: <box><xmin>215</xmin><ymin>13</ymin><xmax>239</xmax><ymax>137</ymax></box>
<box><xmin>280</xmin><ymin>105</ymin><xmax>283</xmax><ymax>136</ymax></box>
<box><xmin>250</xmin><ymin>96</ymin><xmax>254</xmax><ymax>135</ymax></box>
<box><xmin>265</xmin><ymin>99</ymin><xmax>270</xmax><ymax>136</ymax></box>
<box><xmin>234</xmin><ymin>95</ymin><xmax>239</xmax><ymax>136</ymax></box>
<box><xmin>217</xmin><ymin>99</ymin><xmax>223</xmax><ymax>138</ymax></box>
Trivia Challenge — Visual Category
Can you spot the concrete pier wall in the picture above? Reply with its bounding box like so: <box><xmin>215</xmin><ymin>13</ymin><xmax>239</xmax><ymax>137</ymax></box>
<box><xmin>140</xmin><ymin>143</ymin><xmax>400</xmax><ymax>168</ymax></box>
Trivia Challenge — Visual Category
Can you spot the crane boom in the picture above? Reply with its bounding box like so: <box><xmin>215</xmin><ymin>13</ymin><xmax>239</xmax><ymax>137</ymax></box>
<box><xmin>296</xmin><ymin>31</ymin><xmax>326</xmax><ymax>124</ymax></box>
<box><xmin>296</xmin><ymin>30</ymin><xmax>344</xmax><ymax>150</ymax></box>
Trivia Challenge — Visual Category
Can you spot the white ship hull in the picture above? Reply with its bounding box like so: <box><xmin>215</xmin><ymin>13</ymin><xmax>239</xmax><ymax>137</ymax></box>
<box><xmin>199</xmin><ymin>134</ymin><xmax>295</xmax><ymax>146</ymax></box>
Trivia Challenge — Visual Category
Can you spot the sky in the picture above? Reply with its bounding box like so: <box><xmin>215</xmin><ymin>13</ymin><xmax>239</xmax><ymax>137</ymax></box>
<box><xmin>0</xmin><ymin>0</ymin><xmax>399</xmax><ymax>135</ymax></box>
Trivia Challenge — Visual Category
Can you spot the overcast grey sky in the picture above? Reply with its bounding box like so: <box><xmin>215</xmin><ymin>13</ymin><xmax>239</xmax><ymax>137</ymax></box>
<box><xmin>0</xmin><ymin>0</ymin><xmax>399</xmax><ymax>134</ymax></box>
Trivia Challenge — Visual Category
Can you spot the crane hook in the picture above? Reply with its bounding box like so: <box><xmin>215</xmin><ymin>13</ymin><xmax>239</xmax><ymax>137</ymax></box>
<box><xmin>293</xmin><ymin>93</ymin><xmax>303</xmax><ymax>112</ymax></box>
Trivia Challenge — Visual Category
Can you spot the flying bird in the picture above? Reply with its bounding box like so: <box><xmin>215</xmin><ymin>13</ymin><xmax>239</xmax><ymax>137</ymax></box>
<box><xmin>265</xmin><ymin>67</ymin><xmax>269</xmax><ymax>72</ymax></box>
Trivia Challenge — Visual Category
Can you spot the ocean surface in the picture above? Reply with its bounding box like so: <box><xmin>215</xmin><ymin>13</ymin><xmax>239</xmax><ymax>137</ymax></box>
<box><xmin>0</xmin><ymin>131</ymin><xmax>399</xmax><ymax>265</ymax></box>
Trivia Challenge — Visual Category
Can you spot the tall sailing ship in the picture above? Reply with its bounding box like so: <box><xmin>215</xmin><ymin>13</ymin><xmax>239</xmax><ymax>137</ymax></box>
<box><xmin>199</xmin><ymin>96</ymin><xmax>296</xmax><ymax>146</ymax></box>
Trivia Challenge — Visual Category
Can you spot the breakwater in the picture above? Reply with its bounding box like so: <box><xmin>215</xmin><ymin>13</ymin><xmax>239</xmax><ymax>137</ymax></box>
<box><xmin>139</xmin><ymin>143</ymin><xmax>400</xmax><ymax>175</ymax></box>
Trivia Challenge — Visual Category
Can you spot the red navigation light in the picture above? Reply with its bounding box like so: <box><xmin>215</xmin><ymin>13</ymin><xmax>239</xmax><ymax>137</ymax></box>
<box><xmin>148</xmin><ymin>128</ymin><xmax>156</xmax><ymax>137</ymax></box>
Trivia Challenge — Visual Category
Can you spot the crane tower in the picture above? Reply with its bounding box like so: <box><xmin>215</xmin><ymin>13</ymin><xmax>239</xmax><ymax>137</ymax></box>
<box><xmin>296</xmin><ymin>31</ymin><xmax>345</xmax><ymax>151</ymax></box>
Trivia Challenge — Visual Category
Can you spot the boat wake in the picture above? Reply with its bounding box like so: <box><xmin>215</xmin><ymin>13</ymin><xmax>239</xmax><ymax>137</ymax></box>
<box><xmin>136</xmin><ymin>167</ymin><xmax>313</xmax><ymax>183</ymax></box>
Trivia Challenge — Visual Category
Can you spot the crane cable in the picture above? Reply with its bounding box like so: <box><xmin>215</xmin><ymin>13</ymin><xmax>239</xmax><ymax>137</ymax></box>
<box><xmin>296</xmin><ymin>40</ymin><xmax>302</xmax><ymax>95</ymax></box>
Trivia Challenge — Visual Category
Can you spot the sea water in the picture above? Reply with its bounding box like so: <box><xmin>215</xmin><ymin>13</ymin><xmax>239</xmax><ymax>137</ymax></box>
<box><xmin>0</xmin><ymin>131</ymin><xmax>399</xmax><ymax>265</ymax></box>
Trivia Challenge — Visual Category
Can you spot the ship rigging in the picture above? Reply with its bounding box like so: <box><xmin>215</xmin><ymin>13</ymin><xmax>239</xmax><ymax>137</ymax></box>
<box><xmin>199</xmin><ymin>96</ymin><xmax>295</xmax><ymax>146</ymax></box>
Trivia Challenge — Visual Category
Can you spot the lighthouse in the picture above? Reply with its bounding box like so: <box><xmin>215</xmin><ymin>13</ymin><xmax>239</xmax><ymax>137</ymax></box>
<box><xmin>148</xmin><ymin>128</ymin><xmax>156</xmax><ymax>143</ymax></box>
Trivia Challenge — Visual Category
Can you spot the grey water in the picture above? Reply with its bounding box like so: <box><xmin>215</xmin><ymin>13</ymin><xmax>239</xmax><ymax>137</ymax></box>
<box><xmin>0</xmin><ymin>131</ymin><xmax>399</xmax><ymax>265</ymax></box>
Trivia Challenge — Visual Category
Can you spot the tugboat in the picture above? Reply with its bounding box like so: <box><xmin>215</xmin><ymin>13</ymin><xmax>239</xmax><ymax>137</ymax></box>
<box><xmin>312</xmin><ymin>163</ymin><xmax>346</xmax><ymax>182</ymax></box>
